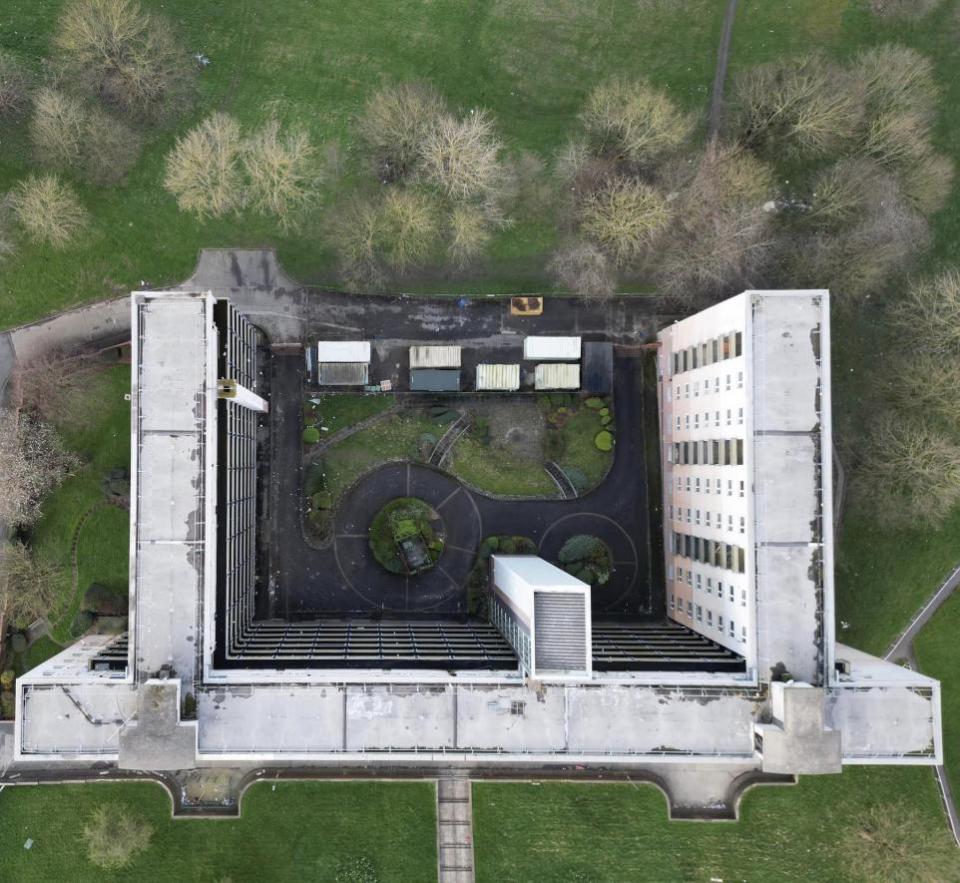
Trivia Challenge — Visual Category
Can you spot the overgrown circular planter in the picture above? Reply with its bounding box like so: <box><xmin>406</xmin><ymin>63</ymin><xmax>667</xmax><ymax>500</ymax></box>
<box><xmin>369</xmin><ymin>497</ymin><xmax>445</xmax><ymax>575</ymax></box>
<box><xmin>557</xmin><ymin>534</ymin><xmax>614</xmax><ymax>586</ymax></box>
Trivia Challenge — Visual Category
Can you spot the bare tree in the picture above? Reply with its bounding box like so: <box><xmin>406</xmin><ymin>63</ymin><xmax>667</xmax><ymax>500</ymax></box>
<box><xmin>548</xmin><ymin>240</ymin><xmax>616</xmax><ymax>300</ymax></box>
<box><xmin>0</xmin><ymin>50</ymin><xmax>33</xmax><ymax>119</ymax></box>
<box><xmin>82</xmin><ymin>805</ymin><xmax>153</xmax><ymax>870</ymax></box>
<box><xmin>82</xmin><ymin>107</ymin><xmax>142</xmax><ymax>185</ymax></box>
<box><xmin>447</xmin><ymin>204</ymin><xmax>492</xmax><ymax>268</ymax></box>
<box><xmin>330</xmin><ymin>197</ymin><xmax>386</xmax><ymax>292</ymax></box>
<box><xmin>580</xmin><ymin>177</ymin><xmax>669</xmax><ymax>265</ymax></box>
<box><xmin>579</xmin><ymin>77</ymin><xmax>694</xmax><ymax>166</ymax></box>
<box><xmin>29</xmin><ymin>87</ymin><xmax>86</xmax><ymax>167</ymax></box>
<box><xmin>13</xmin><ymin>351</ymin><xmax>105</xmax><ymax>427</ymax></box>
<box><xmin>890</xmin><ymin>353</ymin><xmax>960</xmax><ymax>430</ymax></box>
<box><xmin>891</xmin><ymin>269</ymin><xmax>960</xmax><ymax>356</ymax></box>
<box><xmin>418</xmin><ymin>109</ymin><xmax>504</xmax><ymax>202</ymax></box>
<box><xmin>657</xmin><ymin>144</ymin><xmax>776</xmax><ymax>302</ymax></box>
<box><xmin>242</xmin><ymin>120</ymin><xmax>317</xmax><ymax>229</ymax></box>
<box><xmin>841</xmin><ymin>801</ymin><xmax>958</xmax><ymax>883</ymax></box>
<box><xmin>730</xmin><ymin>55</ymin><xmax>864</xmax><ymax>157</ymax></box>
<box><xmin>163</xmin><ymin>112</ymin><xmax>245</xmax><ymax>219</ymax></box>
<box><xmin>0</xmin><ymin>409</ymin><xmax>80</xmax><ymax>528</ymax></box>
<box><xmin>375</xmin><ymin>188</ymin><xmax>439</xmax><ymax>271</ymax></box>
<box><xmin>808</xmin><ymin>158</ymin><xmax>879</xmax><ymax>229</ymax></box>
<box><xmin>10</xmin><ymin>174</ymin><xmax>88</xmax><ymax>248</ymax></box>
<box><xmin>53</xmin><ymin>0</ymin><xmax>193</xmax><ymax>119</ymax></box>
<box><xmin>899</xmin><ymin>151</ymin><xmax>954</xmax><ymax>215</ymax></box>
<box><xmin>357</xmin><ymin>81</ymin><xmax>445</xmax><ymax>181</ymax></box>
<box><xmin>0</xmin><ymin>542</ymin><xmax>66</xmax><ymax>629</ymax></box>
<box><xmin>854</xmin><ymin>414</ymin><xmax>960</xmax><ymax>529</ymax></box>
<box><xmin>854</xmin><ymin>45</ymin><xmax>937</xmax><ymax>120</ymax></box>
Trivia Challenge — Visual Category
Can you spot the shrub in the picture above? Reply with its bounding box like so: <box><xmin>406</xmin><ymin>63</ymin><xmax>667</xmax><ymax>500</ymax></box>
<box><xmin>305</xmin><ymin>460</ymin><xmax>326</xmax><ymax>495</ymax></box>
<box><xmin>600</xmin><ymin>414</ymin><xmax>612</xmax><ymax>426</ymax></box>
<box><xmin>0</xmin><ymin>50</ymin><xmax>32</xmax><ymax>118</ymax></box>
<box><xmin>558</xmin><ymin>534</ymin><xmax>613</xmax><ymax>585</ymax></box>
<box><xmin>163</xmin><ymin>112</ymin><xmax>245</xmax><ymax>219</ymax></box>
<box><xmin>357</xmin><ymin>81</ymin><xmax>445</xmax><ymax>181</ymax></box>
<box><xmin>302</xmin><ymin>426</ymin><xmax>321</xmax><ymax>444</ymax></box>
<box><xmin>898</xmin><ymin>152</ymin><xmax>954</xmax><ymax>215</ymax></box>
<box><xmin>10</xmin><ymin>174</ymin><xmax>88</xmax><ymax>248</ymax></box>
<box><xmin>418</xmin><ymin>109</ymin><xmax>504</xmax><ymax>201</ymax></box>
<box><xmin>81</xmin><ymin>805</ymin><xmax>153</xmax><ymax>870</ymax></box>
<box><xmin>594</xmin><ymin>430</ymin><xmax>613</xmax><ymax>451</ymax></box>
<box><xmin>1</xmin><ymin>542</ymin><xmax>67</xmax><ymax>627</ymax></box>
<box><xmin>243</xmin><ymin>119</ymin><xmax>317</xmax><ymax>228</ymax></box>
<box><xmin>0</xmin><ymin>692</ymin><xmax>14</xmax><ymax>719</ymax></box>
<box><xmin>548</xmin><ymin>241</ymin><xmax>616</xmax><ymax>300</ymax></box>
<box><xmin>854</xmin><ymin>45</ymin><xmax>937</xmax><ymax>121</ymax></box>
<box><xmin>54</xmin><ymin>0</ymin><xmax>193</xmax><ymax>120</ymax></box>
<box><xmin>0</xmin><ymin>670</ymin><xmax>14</xmax><ymax>691</ymax></box>
<box><xmin>584</xmin><ymin>397</ymin><xmax>605</xmax><ymax>409</ymax></box>
<box><xmin>580</xmin><ymin>177</ymin><xmax>669</xmax><ymax>265</ymax></box>
<box><xmin>579</xmin><ymin>77</ymin><xmax>694</xmax><ymax>165</ymax></box>
<box><xmin>29</xmin><ymin>87</ymin><xmax>86</xmax><ymax>167</ymax></box>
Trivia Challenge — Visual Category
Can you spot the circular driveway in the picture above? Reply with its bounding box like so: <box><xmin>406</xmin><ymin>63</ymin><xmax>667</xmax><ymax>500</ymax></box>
<box><xmin>333</xmin><ymin>462</ymin><xmax>482</xmax><ymax>613</ymax></box>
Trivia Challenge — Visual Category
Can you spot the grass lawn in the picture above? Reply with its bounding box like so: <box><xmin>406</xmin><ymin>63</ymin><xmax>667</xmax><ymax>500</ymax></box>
<box><xmin>916</xmin><ymin>591</ymin><xmax>960</xmax><ymax>799</ymax></box>
<box><xmin>473</xmin><ymin>769</ymin><xmax>958</xmax><ymax>883</ymax></box>
<box><xmin>551</xmin><ymin>400</ymin><xmax>614</xmax><ymax>491</ymax></box>
<box><xmin>29</xmin><ymin>364</ymin><xmax>131</xmax><ymax>642</ymax></box>
<box><xmin>0</xmin><ymin>0</ymin><xmax>725</xmax><ymax>326</ymax></box>
<box><xmin>320</xmin><ymin>409</ymin><xmax>451</xmax><ymax>503</ymax></box>
<box><xmin>447</xmin><ymin>434</ymin><xmax>558</xmax><ymax>498</ymax></box>
<box><xmin>9</xmin><ymin>634</ymin><xmax>62</xmax><ymax>677</ymax></box>
<box><xmin>308</xmin><ymin>393</ymin><xmax>394</xmax><ymax>434</ymax></box>
<box><xmin>0</xmin><ymin>780</ymin><xmax>437</xmax><ymax>882</ymax></box>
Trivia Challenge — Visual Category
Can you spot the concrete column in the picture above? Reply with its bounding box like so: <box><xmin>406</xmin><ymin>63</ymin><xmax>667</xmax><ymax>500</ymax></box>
<box><xmin>218</xmin><ymin>378</ymin><xmax>268</xmax><ymax>413</ymax></box>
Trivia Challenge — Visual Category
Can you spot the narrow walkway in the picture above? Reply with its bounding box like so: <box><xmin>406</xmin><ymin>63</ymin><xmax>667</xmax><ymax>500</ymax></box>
<box><xmin>430</xmin><ymin>415</ymin><xmax>471</xmax><ymax>467</ymax></box>
<box><xmin>437</xmin><ymin>771</ymin><xmax>475</xmax><ymax>883</ymax></box>
<box><xmin>707</xmin><ymin>0</ymin><xmax>740</xmax><ymax>140</ymax></box>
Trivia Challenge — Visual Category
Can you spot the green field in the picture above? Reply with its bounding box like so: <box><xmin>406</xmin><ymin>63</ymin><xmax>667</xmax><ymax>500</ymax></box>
<box><xmin>0</xmin><ymin>0</ymin><xmax>726</xmax><ymax>326</ymax></box>
<box><xmin>916</xmin><ymin>591</ymin><xmax>960</xmax><ymax>798</ymax></box>
<box><xmin>473</xmin><ymin>770</ymin><xmax>958</xmax><ymax>883</ymax></box>
<box><xmin>0</xmin><ymin>781</ymin><xmax>437</xmax><ymax>882</ymax></box>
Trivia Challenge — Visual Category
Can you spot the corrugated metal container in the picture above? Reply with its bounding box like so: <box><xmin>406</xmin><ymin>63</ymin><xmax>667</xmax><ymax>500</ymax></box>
<box><xmin>409</xmin><ymin>345</ymin><xmax>462</xmax><ymax>369</ymax></box>
<box><xmin>475</xmin><ymin>363</ymin><xmax>520</xmax><ymax>391</ymax></box>
<box><xmin>316</xmin><ymin>341</ymin><xmax>371</xmax><ymax>363</ymax></box>
<box><xmin>318</xmin><ymin>362</ymin><xmax>369</xmax><ymax>386</ymax></box>
<box><xmin>535</xmin><ymin>363</ymin><xmax>580</xmax><ymax>390</ymax></box>
<box><xmin>410</xmin><ymin>368</ymin><xmax>461</xmax><ymax>391</ymax></box>
<box><xmin>523</xmin><ymin>336</ymin><xmax>581</xmax><ymax>360</ymax></box>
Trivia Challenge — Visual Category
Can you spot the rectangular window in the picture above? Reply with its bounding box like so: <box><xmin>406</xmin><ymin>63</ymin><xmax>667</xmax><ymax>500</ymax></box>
<box><xmin>714</xmin><ymin>377</ymin><xmax>720</xmax><ymax>394</ymax></box>
<box><xmin>729</xmin><ymin>584</ymin><xmax>735</xmax><ymax>602</ymax></box>
<box><xmin>736</xmin><ymin>438</ymin><xmax>744</xmax><ymax>465</ymax></box>
<box><xmin>717</xmin><ymin>581</ymin><xmax>723</xmax><ymax>598</ymax></box>
<box><xmin>694</xmin><ymin>413</ymin><xmax>699</xmax><ymax>428</ymax></box>
<box><xmin>685</xmin><ymin>414</ymin><xmax>690</xmax><ymax>429</ymax></box>
<box><xmin>718</xmin><ymin>615</ymin><xmax>724</xmax><ymax>631</ymax></box>
<box><xmin>692</xmin><ymin>347</ymin><xmax>699</xmax><ymax>369</ymax></box>
<box><xmin>741</xmin><ymin>625</ymin><xmax>747</xmax><ymax>643</ymax></box>
<box><xmin>667</xmin><ymin>564</ymin><xmax>675</xmax><ymax>580</ymax></box>
<box><xmin>728</xmin><ymin>480</ymin><xmax>733</xmax><ymax>496</ymax></box>
<box><xmin>705</xmin><ymin>511</ymin><xmax>711</xmax><ymax>526</ymax></box>
<box><xmin>687</xmin><ymin>601</ymin><xmax>693</xmax><ymax>616</ymax></box>
<box><xmin>693</xmin><ymin>380</ymin><xmax>699</xmax><ymax>397</ymax></box>
<box><xmin>695</xmin><ymin>573</ymin><xmax>702</xmax><ymax>591</ymax></box>
<box><xmin>696</xmin><ymin>605</ymin><xmax>702</xmax><ymax>622</ymax></box>
<box><xmin>735</xmin><ymin>331</ymin><xmax>743</xmax><ymax>357</ymax></box>
<box><xmin>685</xmin><ymin>477</ymin><xmax>691</xmax><ymax>492</ymax></box>
<box><xmin>669</xmin><ymin>592</ymin><xmax>675</xmax><ymax>610</ymax></box>
<box><xmin>705</xmin><ymin>478</ymin><xmax>711</xmax><ymax>493</ymax></box>
<box><xmin>669</xmin><ymin>504</ymin><xmax>674</xmax><ymax>520</ymax></box>
<box><xmin>726</xmin><ymin>409</ymin><xmax>732</xmax><ymax>427</ymax></box>
<box><xmin>729</xmin><ymin>619</ymin><xmax>735</xmax><ymax>637</ymax></box>
<box><xmin>741</xmin><ymin>589</ymin><xmax>747</xmax><ymax>606</ymax></box>
<box><xmin>676</xmin><ymin>476</ymin><xmax>682</xmax><ymax>490</ymax></box>
<box><xmin>706</xmin><ymin>577</ymin><xmax>713</xmax><ymax>595</ymax></box>
<box><xmin>675</xmin><ymin>415</ymin><xmax>681</xmax><ymax>431</ymax></box>
<box><xmin>707</xmin><ymin>610</ymin><xmax>713</xmax><ymax>626</ymax></box>
<box><xmin>676</xmin><ymin>566</ymin><xmax>683</xmax><ymax>582</ymax></box>
<box><xmin>739</xmin><ymin>480</ymin><xmax>745</xmax><ymax>498</ymax></box>
<box><xmin>738</xmin><ymin>407</ymin><xmax>744</xmax><ymax>425</ymax></box>
<box><xmin>686</xmin><ymin>570</ymin><xmax>692</xmax><ymax>587</ymax></box>
<box><xmin>714</xmin><ymin>410</ymin><xmax>720</xmax><ymax>427</ymax></box>
<box><xmin>712</xmin><ymin>339</ymin><xmax>719</xmax><ymax>362</ymax></box>
<box><xmin>695</xmin><ymin>477</ymin><xmax>701</xmax><ymax>492</ymax></box>
<box><xmin>739</xmin><ymin>516</ymin><xmax>745</xmax><ymax>534</ymax></box>
<box><xmin>737</xmin><ymin>370</ymin><xmax>743</xmax><ymax>388</ymax></box>
<box><xmin>685</xmin><ymin>383</ymin><xmax>690</xmax><ymax>399</ymax></box>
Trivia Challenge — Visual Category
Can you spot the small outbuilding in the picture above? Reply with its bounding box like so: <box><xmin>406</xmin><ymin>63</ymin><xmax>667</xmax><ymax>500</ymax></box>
<box><xmin>475</xmin><ymin>363</ymin><xmax>521</xmax><ymax>392</ymax></box>
<box><xmin>316</xmin><ymin>341</ymin><xmax>371</xmax><ymax>386</ymax></box>
<box><xmin>535</xmin><ymin>363</ymin><xmax>580</xmax><ymax>390</ymax></box>
<box><xmin>410</xmin><ymin>368</ymin><xmax>461</xmax><ymax>392</ymax></box>
<box><xmin>409</xmin><ymin>345</ymin><xmax>462</xmax><ymax>369</ymax></box>
<box><xmin>523</xmin><ymin>336</ymin><xmax>581</xmax><ymax>361</ymax></box>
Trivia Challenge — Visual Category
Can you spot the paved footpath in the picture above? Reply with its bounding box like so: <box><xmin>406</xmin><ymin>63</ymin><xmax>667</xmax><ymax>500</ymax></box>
<box><xmin>437</xmin><ymin>771</ymin><xmax>475</xmax><ymax>883</ymax></box>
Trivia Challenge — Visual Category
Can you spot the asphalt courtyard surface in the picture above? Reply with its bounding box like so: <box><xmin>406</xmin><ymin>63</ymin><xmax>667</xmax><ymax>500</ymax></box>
<box><xmin>267</xmin><ymin>352</ymin><xmax>654</xmax><ymax>619</ymax></box>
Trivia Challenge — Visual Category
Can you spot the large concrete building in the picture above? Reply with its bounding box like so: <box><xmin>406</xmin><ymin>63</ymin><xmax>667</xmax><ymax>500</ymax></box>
<box><xmin>7</xmin><ymin>289</ymin><xmax>941</xmax><ymax>799</ymax></box>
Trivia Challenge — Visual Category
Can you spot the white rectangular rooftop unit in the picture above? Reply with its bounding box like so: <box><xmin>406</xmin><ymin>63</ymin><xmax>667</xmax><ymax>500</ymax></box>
<box><xmin>409</xmin><ymin>345</ymin><xmax>462</xmax><ymax>369</ymax></box>
<box><xmin>490</xmin><ymin>555</ymin><xmax>592</xmax><ymax>678</ymax></box>
<box><xmin>523</xmin><ymin>336</ymin><xmax>581</xmax><ymax>361</ymax></box>
<box><xmin>475</xmin><ymin>363</ymin><xmax>521</xmax><ymax>391</ymax></box>
<box><xmin>316</xmin><ymin>341</ymin><xmax>371</xmax><ymax>363</ymax></box>
<box><xmin>535</xmin><ymin>362</ymin><xmax>580</xmax><ymax>391</ymax></box>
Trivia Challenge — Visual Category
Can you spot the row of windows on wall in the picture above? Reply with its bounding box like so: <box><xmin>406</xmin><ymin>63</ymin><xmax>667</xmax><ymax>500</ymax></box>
<box><xmin>672</xmin><ymin>531</ymin><xmax>746</xmax><ymax>573</ymax></box>
<box><xmin>671</xmin><ymin>371</ymin><xmax>744</xmax><ymax>402</ymax></box>
<box><xmin>672</xmin><ymin>565</ymin><xmax>748</xmax><ymax>606</ymax></box>
<box><xmin>671</xmin><ymin>506</ymin><xmax>746</xmax><ymax>533</ymax></box>
<box><xmin>670</xmin><ymin>593</ymin><xmax>747</xmax><ymax>642</ymax></box>
<box><xmin>673</xmin><ymin>407</ymin><xmax>744</xmax><ymax>431</ymax></box>
<box><xmin>672</xmin><ymin>331</ymin><xmax>743</xmax><ymax>376</ymax></box>
<box><xmin>673</xmin><ymin>475</ymin><xmax>746</xmax><ymax>497</ymax></box>
<box><xmin>669</xmin><ymin>438</ymin><xmax>745</xmax><ymax>466</ymax></box>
